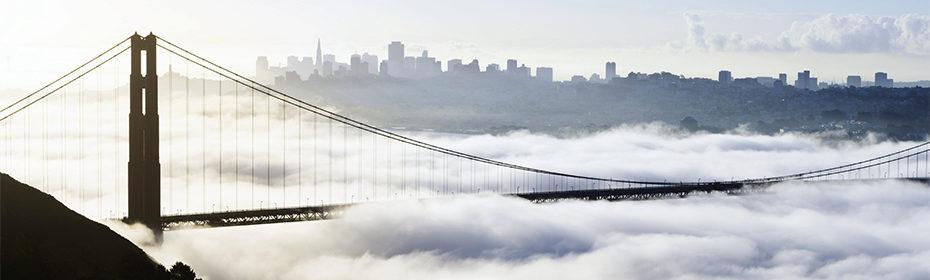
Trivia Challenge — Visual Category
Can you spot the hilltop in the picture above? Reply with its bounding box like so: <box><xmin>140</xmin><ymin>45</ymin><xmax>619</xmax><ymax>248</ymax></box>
<box><xmin>1</xmin><ymin>173</ymin><xmax>197</xmax><ymax>280</ymax></box>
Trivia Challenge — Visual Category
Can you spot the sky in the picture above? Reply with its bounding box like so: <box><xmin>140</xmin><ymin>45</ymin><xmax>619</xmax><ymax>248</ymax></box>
<box><xmin>1</xmin><ymin>0</ymin><xmax>929</xmax><ymax>91</ymax></box>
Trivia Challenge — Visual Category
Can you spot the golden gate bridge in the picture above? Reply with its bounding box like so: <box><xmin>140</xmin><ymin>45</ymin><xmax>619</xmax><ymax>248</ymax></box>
<box><xmin>1</xmin><ymin>33</ymin><xmax>927</xmax><ymax>240</ymax></box>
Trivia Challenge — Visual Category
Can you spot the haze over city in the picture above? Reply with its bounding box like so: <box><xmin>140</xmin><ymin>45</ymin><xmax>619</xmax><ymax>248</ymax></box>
<box><xmin>2</xmin><ymin>1</ymin><xmax>929</xmax><ymax>280</ymax></box>
<box><xmin>2</xmin><ymin>0</ymin><xmax>929</xmax><ymax>90</ymax></box>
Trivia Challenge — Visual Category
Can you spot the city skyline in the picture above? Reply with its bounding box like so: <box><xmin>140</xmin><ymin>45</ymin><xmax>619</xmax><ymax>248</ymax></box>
<box><xmin>2</xmin><ymin>0</ymin><xmax>929</xmax><ymax>90</ymax></box>
<box><xmin>256</xmin><ymin>38</ymin><xmax>909</xmax><ymax>88</ymax></box>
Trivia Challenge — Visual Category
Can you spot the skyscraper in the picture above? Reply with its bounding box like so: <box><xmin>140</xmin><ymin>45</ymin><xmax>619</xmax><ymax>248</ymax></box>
<box><xmin>315</xmin><ymin>39</ymin><xmax>322</xmax><ymax>68</ymax></box>
<box><xmin>718</xmin><ymin>70</ymin><xmax>732</xmax><ymax>83</ymax></box>
<box><xmin>875</xmin><ymin>72</ymin><xmax>893</xmax><ymax>87</ymax></box>
<box><xmin>388</xmin><ymin>41</ymin><xmax>405</xmax><ymax>77</ymax></box>
<box><xmin>506</xmin><ymin>59</ymin><xmax>518</xmax><ymax>73</ymax></box>
<box><xmin>362</xmin><ymin>53</ymin><xmax>378</xmax><ymax>74</ymax></box>
<box><xmin>350</xmin><ymin>54</ymin><xmax>366</xmax><ymax>76</ymax></box>
<box><xmin>795</xmin><ymin>70</ymin><xmax>817</xmax><ymax>90</ymax></box>
<box><xmin>379</xmin><ymin>61</ymin><xmax>389</xmax><ymax>76</ymax></box>
<box><xmin>447</xmin><ymin>59</ymin><xmax>463</xmax><ymax>73</ymax></box>
<box><xmin>536</xmin><ymin>67</ymin><xmax>553</xmax><ymax>82</ymax></box>
<box><xmin>605</xmin><ymin>62</ymin><xmax>616</xmax><ymax>82</ymax></box>
<box><xmin>847</xmin><ymin>75</ymin><xmax>862</xmax><ymax>87</ymax></box>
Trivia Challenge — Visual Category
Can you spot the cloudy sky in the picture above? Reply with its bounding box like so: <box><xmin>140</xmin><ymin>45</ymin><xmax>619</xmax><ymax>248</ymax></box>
<box><xmin>2</xmin><ymin>0</ymin><xmax>929</xmax><ymax>90</ymax></box>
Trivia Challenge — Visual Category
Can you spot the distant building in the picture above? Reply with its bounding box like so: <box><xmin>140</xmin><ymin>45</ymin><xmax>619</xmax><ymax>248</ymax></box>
<box><xmin>589</xmin><ymin>73</ymin><xmax>603</xmax><ymax>83</ymax></box>
<box><xmin>315</xmin><ymin>39</ymin><xmax>323</xmax><ymax>68</ymax></box>
<box><xmin>486</xmin><ymin>63</ymin><xmax>501</xmax><ymax>72</ymax></box>
<box><xmin>415</xmin><ymin>51</ymin><xmax>438</xmax><ymax>77</ymax></box>
<box><xmin>570</xmin><ymin>75</ymin><xmax>587</xmax><ymax>83</ymax></box>
<box><xmin>718</xmin><ymin>70</ymin><xmax>733</xmax><ymax>83</ymax></box>
<box><xmin>605</xmin><ymin>62</ymin><xmax>617</xmax><ymax>82</ymax></box>
<box><xmin>847</xmin><ymin>75</ymin><xmax>862</xmax><ymax>87</ymax></box>
<box><xmin>875</xmin><ymin>72</ymin><xmax>894</xmax><ymax>87</ymax></box>
<box><xmin>322</xmin><ymin>61</ymin><xmax>333</xmax><ymax>77</ymax></box>
<box><xmin>464</xmin><ymin>59</ymin><xmax>480</xmax><ymax>73</ymax></box>
<box><xmin>447</xmin><ymin>59</ymin><xmax>463</xmax><ymax>73</ymax></box>
<box><xmin>361</xmin><ymin>53</ymin><xmax>378</xmax><ymax>74</ymax></box>
<box><xmin>755</xmin><ymin>77</ymin><xmax>776</xmax><ymax>87</ymax></box>
<box><xmin>388</xmin><ymin>41</ymin><xmax>405</xmax><ymax>77</ymax></box>
<box><xmin>536</xmin><ymin>67</ymin><xmax>553</xmax><ymax>82</ymax></box>
<box><xmin>516</xmin><ymin>64</ymin><xmax>531</xmax><ymax>77</ymax></box>
<box><xmin>350</xmin><ymin>54</ymin><xmax>368</xmax><ymax>76</ymax></box>
<box><xmin>795</xmin><ymin>70</ymin><xmax>818</xmax><ymax>90</ymax></box>
<box><xmin>379</xmin><ymin>61</ymin><xmax>389</xmax><ymax>76</ymax></box>
<box><xmin>506</xmin><ymin>59</ymin><xmax>518</xmax><ymax>73</ymax></box>
<box><xmin>778</xmin><ymin>73</ymin><xmax>788</xmax><ymax>85</ymax></box>
<box><xmin>256</xmin><ymin>56</ymin><xmax>269</xmax><ymax>80</ymax></box>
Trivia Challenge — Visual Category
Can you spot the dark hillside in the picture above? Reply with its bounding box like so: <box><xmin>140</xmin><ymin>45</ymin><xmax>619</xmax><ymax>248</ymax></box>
<box><xmin>1</xmin><ymin>173</ymin><xmax>172</xmax><ymax>280</ymax></box>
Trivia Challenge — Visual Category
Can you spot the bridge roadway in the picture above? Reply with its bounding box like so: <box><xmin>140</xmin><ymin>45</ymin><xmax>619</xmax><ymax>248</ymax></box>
<box><xmin>159</xmin><ymin>178</ymin><xmax>928</xmax><ymax>230</ymax></box>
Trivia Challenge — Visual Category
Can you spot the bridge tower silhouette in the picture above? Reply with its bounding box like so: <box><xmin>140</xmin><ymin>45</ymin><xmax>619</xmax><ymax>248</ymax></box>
<box><xmin>127</xmin><ymin>33</ymin><xmax>162</xmax><ymax>238</ymax></box>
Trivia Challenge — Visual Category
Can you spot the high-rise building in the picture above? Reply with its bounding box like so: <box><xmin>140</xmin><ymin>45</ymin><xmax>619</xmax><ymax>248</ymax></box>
<box><xmin>794</xmin><ymin>70</ymin><xmax>817</xmax><ymax>90</ymax></box>
<box><xmin>506</xmin><ymin>59</ymin><xmax>518</xmax><ymax>73</ymax></box>
<box><xmin>256</xmin><ymin>56</ymin><xmax>269</xmax><ymax>76</ymax></box>
<box><xmin>875</xmin><ymin>72</ymin><xmax>893</xmax><ymax>87</ymax></box>
<box><xmin>379</xmin><ymin>61</ymin><xmax>389</xmax><ymax>76</ymax></box>
<box><xmin>516</xmin><ymin>64</ymin><xmax>531</xmax><ymax>77</ymax></box>
<box><xmin>350</xmin><ymin>54</ymin><xmax>367</xmax><ymax>76</ymax></box>
<box><xmin>388</xmin><ymin>41</ymin><xmax>405</xmax><ymax>76</ymax></box>
<box><xmin>322</xmin><ymin>61</ymin><xmax>333</xmax><ymax>77</ymax></box>
<box><xmin>315</xmin><ymin>39</ymin><xmax>323</xmax><ymax>68</ymax></box>
<box><xmin>447</xmin><ymin>59</ymin><xmax>463</xmax><ymax>73</ymax></box>
<box><xmin>605</xmin><ymin>62</ymin><xmax>617</xmax><ymax>82</ymax></box>
<box><xmin>403</xmin><ymin>57</ymin><xmax>416</xmax><ymax>75</ymax></box>
<box><xmin>778</xmin><ymin>73</ymin><xmax>787</xmax><ymax>85</ymax></box>
<box><xmin>287</xmin><ymin>56</ymin><xmax>300</xmax><ymax>69</ymax></box>
<box><xmin>847</xmin><ymin>75</ymin><xmax>862</xmax><ymax>87</ymax></box>
<box><xmin>323</xmin><ymin>54</ymin><xmax>336</xmax><ymax>65</ymax></box>
<box><xmin>255</xmin><ymin>56</ymin><xmax>274</xmax><ymax>83</ymax></box>
<box><xmin>362</xmin><ymin>53</ymin><xmax>378</xmax><ymax>74</ymax></box>
<box><xmin>718</xmin><ymin>70</ymin><xmax>733</xmax><ymax>83</ymax></box>
<box><xmin>415</xmin><ymin>50</ymin><xmax>437</xmax><ymax>77</ymax></box>
<box><xmin>536</xmin><ymin>67</ymin><xmax>553</xmax><ymax>82</ymax></box>
<box><xmin>464</xmin><ymin>59</ymin><xmax>480</xmax><ymax>73</ymax></box>
<box><xmin>486</xmin><ymin>63</ymin><xmax>501</xmax><ymax>72</ymax></box>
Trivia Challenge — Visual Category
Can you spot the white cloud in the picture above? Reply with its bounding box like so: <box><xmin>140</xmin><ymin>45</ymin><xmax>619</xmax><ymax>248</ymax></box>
<box><xmin>112</xmin><ymin>179</ymin><xmax>930</xmax><ymax>279</ymax></box>
<box><xmin>679</xmin><ymin>13</ymin><xmax>930</xmax><ymax>56</ymax></box>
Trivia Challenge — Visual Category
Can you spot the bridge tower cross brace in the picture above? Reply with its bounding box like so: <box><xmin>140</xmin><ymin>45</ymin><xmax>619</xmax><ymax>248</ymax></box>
<box><xmin>127</xmin><ymin>33</ymin><xmax>161</xmax><ymax>238</ymax></box>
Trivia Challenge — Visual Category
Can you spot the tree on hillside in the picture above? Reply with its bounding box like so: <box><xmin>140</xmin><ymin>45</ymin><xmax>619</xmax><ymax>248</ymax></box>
<box><xmin>169</xmin><ymin>262</ymin><xmax>201</xmax><ymax>280</ymax></box>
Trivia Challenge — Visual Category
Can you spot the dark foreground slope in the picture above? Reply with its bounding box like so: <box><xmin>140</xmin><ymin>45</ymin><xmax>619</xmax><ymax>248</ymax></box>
<box><xmin>1</xmin><ymin>173</ymin><xmax>171</xmax><ymax>280</ymax></box>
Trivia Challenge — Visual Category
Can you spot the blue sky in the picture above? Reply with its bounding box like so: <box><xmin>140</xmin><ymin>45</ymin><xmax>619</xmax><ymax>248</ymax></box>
<box><xmin>2</xmin><ymin>0</ymin><xmax>928</xmax><ymax>90</ymax></box>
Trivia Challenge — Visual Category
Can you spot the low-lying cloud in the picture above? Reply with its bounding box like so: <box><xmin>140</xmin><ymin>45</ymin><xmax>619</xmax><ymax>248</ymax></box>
<box><xmin>111</xmin><ymin>179</ymin><xmax>930</xmax><ymax>279</ymax></box>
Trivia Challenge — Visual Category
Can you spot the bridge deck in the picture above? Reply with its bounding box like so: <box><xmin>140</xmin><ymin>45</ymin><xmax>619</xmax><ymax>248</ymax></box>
<box><xmin>160</xmin><ymin>182</ymin><xmax>751</xmax><ymax>230</ymax></box>
<box><xmin>159</xmin><ymin>178</ymin><xmax>930</xmax><ymax>230</ymax></box>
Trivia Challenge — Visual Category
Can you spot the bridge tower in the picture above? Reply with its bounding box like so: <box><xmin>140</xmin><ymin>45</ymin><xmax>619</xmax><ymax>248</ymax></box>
<box><xmin>127</xmin><ymin>33</ymin><xmax>161</xmax><ymax>240</ymax></box>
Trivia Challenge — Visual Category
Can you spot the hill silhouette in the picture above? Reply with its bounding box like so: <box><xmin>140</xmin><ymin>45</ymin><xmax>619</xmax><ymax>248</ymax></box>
<box><xmin>1</xmin><ymin>173</ymin><xmax>195</xmax><ymax>279</ymax></box>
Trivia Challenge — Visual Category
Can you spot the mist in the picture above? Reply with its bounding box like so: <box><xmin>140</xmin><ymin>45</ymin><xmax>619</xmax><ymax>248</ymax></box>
<box><xmin>110</xmin><ymin>179</ymin><xmax>930</xmax><ymax>279</ymax></box>
<box><xmin>93</xmin><ymin>126</ymin><xmax>930</xmax><ymax>279</ymax></box>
